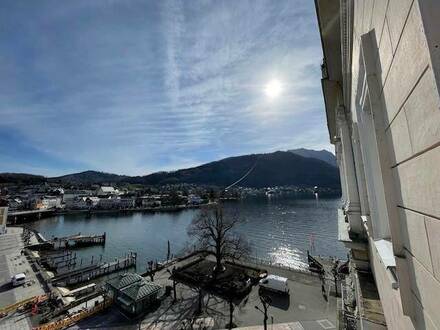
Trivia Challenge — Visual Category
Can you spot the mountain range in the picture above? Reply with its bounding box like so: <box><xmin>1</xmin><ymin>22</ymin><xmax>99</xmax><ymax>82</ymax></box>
<box><xmin>0</xmin><ymin>149</ymin><xmax>339</xmax><ymax>188</ymax></box>
<box><xmin>289</xmin><ymin>148</ymin><xmax>337</xmax><ymax>167</ymax></box>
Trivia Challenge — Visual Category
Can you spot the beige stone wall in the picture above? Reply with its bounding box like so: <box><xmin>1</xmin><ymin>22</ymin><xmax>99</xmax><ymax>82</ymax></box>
<box><xmin>369</xmin><ymin>237</ymin><xmax>414</xmax><ymax>330</ymax></box>
<box><xmin>0</xmin><ymin>207</ymin><xmax>7</xmax><ymax>234</ymax></box>
<box><xmin>350</xmin><ymin>0</ymin><xmax>440</xmax><ymax>329</ymax></box>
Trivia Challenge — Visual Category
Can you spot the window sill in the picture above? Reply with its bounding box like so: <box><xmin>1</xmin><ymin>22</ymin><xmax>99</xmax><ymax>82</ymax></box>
<box><xmin>338</xmin><ymin>208</ymin><xmax>367</xmax><ymax>250</ymax></box>
<box><xmin>373</xmin><ymin>239</ymin><xmax>398</xmax><ymax>289</ymax></box>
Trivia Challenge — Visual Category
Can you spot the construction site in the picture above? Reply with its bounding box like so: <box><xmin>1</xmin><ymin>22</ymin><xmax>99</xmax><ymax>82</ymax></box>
<box><xmin>0</xmin><ymin>225</ymin><xmax>138</xmax><ymax>330</ymax></box>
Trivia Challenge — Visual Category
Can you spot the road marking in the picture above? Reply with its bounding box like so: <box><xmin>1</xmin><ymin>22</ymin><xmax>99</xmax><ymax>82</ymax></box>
<box><xmin>287</xmin><ymin>322</ymin><xmax>305</xmax><ymax>330</ymax></box>
<box><xmin>316</xmin><ymin>319</ymin><xmax>335</xmax><ymax>329</ymax></box>
<box><xmin>297</xmin><ymin>304</ymin><xmax>306</xmax><ymax>310</ymax></box>
<box><xmin>232</xmin><ymin>322</ymin><xmax>304</xmax><ymax>330</ymax></box>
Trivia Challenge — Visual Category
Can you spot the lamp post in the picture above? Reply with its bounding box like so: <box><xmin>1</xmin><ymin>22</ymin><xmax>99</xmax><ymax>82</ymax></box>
<box><xmin>166</xmin><ymin>268</ymin><xmax>177</xmax><ymax>302</ymax></box>
<box><xmin>332</xmin><ymin>259</ymin><xmax>340</xmax><ymax>297</ymax></box>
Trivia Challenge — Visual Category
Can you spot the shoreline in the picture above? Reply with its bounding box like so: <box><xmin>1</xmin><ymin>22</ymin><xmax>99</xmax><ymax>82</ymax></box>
<box><xmin>7</xmin><ymin>203</ymin><xmax>211</xmax><ymax>224</ymax></box>
<box><xmin>58</xmin><ymin>202</ymin><xmax>206</xmax><ymax>215</ymax></box>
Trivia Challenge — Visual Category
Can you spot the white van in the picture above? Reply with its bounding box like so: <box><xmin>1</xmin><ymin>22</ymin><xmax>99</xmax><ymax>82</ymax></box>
<box><xmin>11</xmin><ymin>273</ymin><xmax>26</xmax><ymax>287</ymax></box>
<box><xmin>259</xmin><ymin>275</ymin><xmax>290</xmax><ymax>294</ymax></box>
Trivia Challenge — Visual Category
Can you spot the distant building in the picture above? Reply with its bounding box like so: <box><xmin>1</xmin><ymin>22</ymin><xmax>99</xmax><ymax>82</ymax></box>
<box><xmin>7</xmin><ymin>198</ymin><xmax>23</xmax><ymax>211</ymax></box>
<box><xmin>97</xmin><ymin>197</ymin><xmax>118</xmax><ymax>209</ymax></box>
<box><xmin>97</xmin><ymin>197</ymin><xmax>134</xmax><ymax>209</ymax></box>
<box><xmin>316</xmin><ymin>1</ymin><xmax>440</xmax><ymax>329</ymax></box>
<box><xmin>62</xmin><ymin>190</ymin><xmax>92</xmax><ymax>205</ymax></box>
<box><xmin>118</xmin><ymin>198</ymin><xmax>135</xmax><ymax>209</ymax></box>
<box><xmin>187</xmin><ymin>194</ymin><xmax>203</xmax><ymax>205</ymax></box>
<box><xmin>106</xmin><ymin>273</ymin><xmax>162</xmax><ymax>316</ymax></box>
<box><xmin>68</xmin><ymin>196</ymin><xmax>100</xmax><ymax>209</ymax></box>
<box><xmin>96</xmin><ymin>186</ymin><xmax>118</xmax><ymax>197</ymax></box>
<box><xmin>139</xmin><ymin>196</ymin><xmax>162</xmax><ymax>208</ymax></box>
<box><xmin>51</xmin><ymin>187</ymin><xmax>64</xmax><ymax>195</ymax></box>
<box><xmin>37</xmin><ymin>196</ymin><xmax>62</xmax><ymax>210</ymax></box>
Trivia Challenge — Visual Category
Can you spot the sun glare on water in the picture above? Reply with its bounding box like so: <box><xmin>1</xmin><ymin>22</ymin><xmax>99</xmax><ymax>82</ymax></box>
<box><xmin>264</xmin><ymin>79</ymin><xmax>282</xmax><ymax>99</ymax></box>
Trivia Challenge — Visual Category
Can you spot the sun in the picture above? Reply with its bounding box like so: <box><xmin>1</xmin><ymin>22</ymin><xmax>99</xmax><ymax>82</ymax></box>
<box><xmin>264</xmin><ymin>79</ymin><xmax>282</xmax><ymax>99</ymax></box>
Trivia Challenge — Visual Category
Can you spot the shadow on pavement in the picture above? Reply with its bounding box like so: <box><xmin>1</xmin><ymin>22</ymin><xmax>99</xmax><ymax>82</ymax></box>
<box><xmin>0</xmin><ymin>281</ymin><xmax>13</xmax><ymax>293</ymax></box>
<box><xmin>259</xmin><ymin>289</ymin><xmax>290</xmax><ymax>311</ymax></box>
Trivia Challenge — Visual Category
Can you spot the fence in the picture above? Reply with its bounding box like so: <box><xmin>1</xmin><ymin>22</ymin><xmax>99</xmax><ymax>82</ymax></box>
<box><xmin>0</xmin><ymin>294</ymin><xmax>47</xmax><ymax>315</ymax></box>
<box><xmin>33</xmin><ymin>297</ymin><xmax>112</xmax><ymax>330</ymax></box>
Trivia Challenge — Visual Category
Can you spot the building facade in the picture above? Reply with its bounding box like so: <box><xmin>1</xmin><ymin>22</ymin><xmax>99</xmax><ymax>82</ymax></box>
<box><xmin>0</xmin><ymin>205</ymin><xmax>7</xmax><ymax>235</ymax></box>
<box><xmin>37</xmin><ymin>196</ymin><xmax>62</xmax><ymax>210</ymax></box>
<box><xmin>96</xmin><ymin>186</ymin><xmax>118</xmax><ymax>197</ymax></box>
<box><xmin>315</xmin><ymin>0</ymin><xmax>440</xmax><ymax>329</ymax></box>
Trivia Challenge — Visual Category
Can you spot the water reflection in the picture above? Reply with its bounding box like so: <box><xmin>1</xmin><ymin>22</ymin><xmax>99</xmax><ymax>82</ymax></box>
<box><xmin>30</xmin><ymin>195</ymin><xmax>346</xmax><ymax>271</ymax></box>
<box><xmin>269</xmin><ymin>245</ymin><xmax>308</xmax><ymax>270</ymax></box>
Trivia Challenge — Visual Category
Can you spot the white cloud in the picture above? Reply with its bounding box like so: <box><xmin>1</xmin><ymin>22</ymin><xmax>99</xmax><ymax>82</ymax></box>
<box><xmin>0</xmin><ymin>0</ymin><xmax>330</xmax><ymax>176</ymax></box>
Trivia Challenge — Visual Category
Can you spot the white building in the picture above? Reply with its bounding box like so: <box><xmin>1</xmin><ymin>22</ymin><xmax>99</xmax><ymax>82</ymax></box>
<box><xmin>38</xmin><ymin>196</ymin><xmax>62</xmax><ymax>210</ymax></box>
<box><xmin>316</xmin><ymin>0</ymin><xmax>440</xmax><ymax>329</ymax></box>
<box><xmin>96</xmin><ymin>186</ymin><xmax>118</xmax><ymax>197</ymax></box>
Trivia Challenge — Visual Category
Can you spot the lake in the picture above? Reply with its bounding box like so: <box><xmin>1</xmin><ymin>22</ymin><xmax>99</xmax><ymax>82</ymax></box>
<box><xmin>29</xmin><ymin>195</ymin><xmax>346</xmax><ymax>272</ymax></box>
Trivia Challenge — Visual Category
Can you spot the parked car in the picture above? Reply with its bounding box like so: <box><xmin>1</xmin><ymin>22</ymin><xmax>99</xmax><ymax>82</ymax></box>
<box><xmin>259</xmin><ymin>274</ymin><xmax>290</xmax><ymax>294</ymax></box>
<box><xmin>11</xmin><ymin>273</ymin><xmax>26</xmax><ymax>287</ymax></box>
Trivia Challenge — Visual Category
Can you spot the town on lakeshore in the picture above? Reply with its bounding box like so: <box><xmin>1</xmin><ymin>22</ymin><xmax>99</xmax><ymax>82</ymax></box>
<box><xmin>1</xmin><ymin>0</ymin><xmax>440</xmax><ymax>330</ymax></box>
<box><xmin>3</xmin><ymin>180</ymin><xmax>338</xmax><ymax>222</ymax></box>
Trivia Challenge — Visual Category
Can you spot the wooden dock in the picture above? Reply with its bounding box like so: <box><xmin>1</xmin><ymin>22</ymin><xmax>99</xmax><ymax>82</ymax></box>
<box><xmin>25</xmin><ymin>231</ymin><xmax>106</xmax><ymax>251</ymax></box>
<box><xmin>50</xmin><ymin>252</ymin><xmax>137</xmax><ymax>286</ymax></box>
<box><xmin>8</xmin><ymin>209</ymin><xmax>56</xmax><ymax>223</ymax></box>
<box><xmin>41</xmin><ymin>251</ymin><xmax>78</xmax><ymax>271</ymax></box>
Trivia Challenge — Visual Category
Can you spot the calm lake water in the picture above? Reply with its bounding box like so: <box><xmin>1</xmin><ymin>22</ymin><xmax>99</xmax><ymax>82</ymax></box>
<box><xmin>29</xmin><ymin>195</ymin><xmax>346</xmax><ymax>271</ymax></box>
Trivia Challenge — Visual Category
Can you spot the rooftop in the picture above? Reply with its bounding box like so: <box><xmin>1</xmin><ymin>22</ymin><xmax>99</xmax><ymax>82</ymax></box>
<box><xmin>99</xmin><ymin>186</ymin><xmax>116</xmax><ymax>192</ymax></box>
<box><xmin>107</xmin><ymin>272</ymin><xmax>162</xmax><ymax>302</ymax></box>
<box><xmin>122</xmin><ymin>281</ymin><xmax>161</xmax><ymax>301</ymax></box>
<box><xmin>107</xmin><ymin>272</ymin><xmax>142</xmax><ymax>290</ymax></box>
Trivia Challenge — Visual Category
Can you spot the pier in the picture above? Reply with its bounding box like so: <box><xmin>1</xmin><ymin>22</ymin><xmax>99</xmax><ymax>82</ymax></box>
<box><xmin>52</xmin><ymin>232</ymin><xmax>106</xmax><ymax>249</ymax></box>
<box><xmin>23</xmin><ymin>228</ymin><xmax>106</xmax><ymax>251</ymax></box>
<box><xmin>39</xmin><ymin>250</ymin><xmax>78</xmax><ymax>271</ymax></box>
<box><xmin>50</xmin><ymin>252</ymin><xmax>137</xmax><ymax>287</ymax></box>
<box><xmin>7</xmin><ymin>203</ymin><xmax>209</xmax><ymax>225</ymax></box>
<box><xmin>7</xmin><ymin>209</ymin><xmax>56</xmax><ymax>223</ymax></box>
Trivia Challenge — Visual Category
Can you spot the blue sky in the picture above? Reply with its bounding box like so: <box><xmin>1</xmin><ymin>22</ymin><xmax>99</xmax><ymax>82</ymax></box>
<box><xmin>0</xmin><ymin>0</ymin><xmax>331</xmax><ymax>176</ymax></box>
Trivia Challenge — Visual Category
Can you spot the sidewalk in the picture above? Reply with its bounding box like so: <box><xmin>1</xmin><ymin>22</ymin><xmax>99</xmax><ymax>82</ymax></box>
<box><xmin>0</xmin><ymin>227</ymin><xmax>45</xmax><ymax>330</ymax></box>
<box><xmin>234</xmin><ymin>319</ymin><xmax>336</xmax><ymax>329</ymax></box>
<box><xmin>70</xmin><ymin>254</ymin><xmax>338</xmax><ymax>330</ymax></box>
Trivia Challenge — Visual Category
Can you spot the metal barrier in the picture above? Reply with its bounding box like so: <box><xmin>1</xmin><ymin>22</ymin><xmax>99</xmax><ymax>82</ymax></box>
<box><xmin>33</xmin><ymin>297</ymin><xmax>112</xmax><ymax>330</ymax></box>
<box><xmin>0</xmin><ymin>294</ymin><xmax>47</xmax><ymax>315</ymax></box>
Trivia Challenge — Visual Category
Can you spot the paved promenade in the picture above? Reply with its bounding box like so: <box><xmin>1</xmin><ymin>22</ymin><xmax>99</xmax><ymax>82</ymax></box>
<box><xmin>69</xmin><ymin>255</ymin><xmax>337</xmax><ymax>330</ymax></box>
<box><xmin>0</xmin><ymin>227</ymin><xmax>45</xmax><ymax>330</ymax></box>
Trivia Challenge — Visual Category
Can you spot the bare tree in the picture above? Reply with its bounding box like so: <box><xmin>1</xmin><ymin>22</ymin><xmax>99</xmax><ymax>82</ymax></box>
<box><xmin>188</xmin><ymin>203</ymin><xmax>249</xmax><ymax>273</ymax></box>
